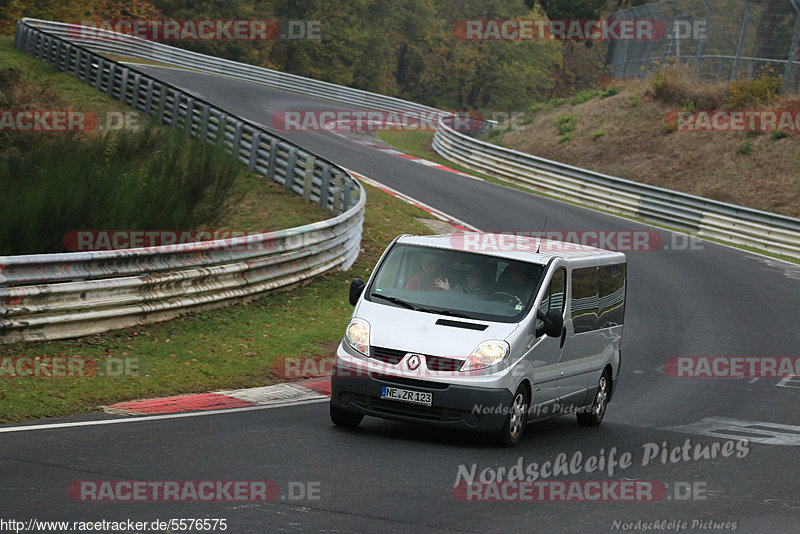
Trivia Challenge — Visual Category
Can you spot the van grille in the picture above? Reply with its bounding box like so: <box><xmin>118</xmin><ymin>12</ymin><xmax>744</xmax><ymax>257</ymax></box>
<box><xmin>370</xmin><ymin>346</ymin><xmax>405</xmax><ymax>365</ymax></box>
<box><xmin>352</xmin><ymin>394</ymin><xmax>466</xmax><ymax>423</ymax></box>
<box><xmin>370</xmin><ymin>373</ymin><xmax>451</xmax><ymax>390</ymax></box>
<box><xmin>426</xmin><ymin>355</ymin><xmax>463</xmax><ymax>372</ymax></box>
<box><xmin>370</xmin><ymin>346</ymin><xmax>464</xmax><ymax>372</ymax></box>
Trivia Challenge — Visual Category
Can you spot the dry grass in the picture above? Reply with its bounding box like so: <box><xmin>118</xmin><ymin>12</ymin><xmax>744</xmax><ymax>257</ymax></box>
<box><xmin>496</xmin><ymin>76</ymin><xmax>800</xmax><ymax>218</ymax></box>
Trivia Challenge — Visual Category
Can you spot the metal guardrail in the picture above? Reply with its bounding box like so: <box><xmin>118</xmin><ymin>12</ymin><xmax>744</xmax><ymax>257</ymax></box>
<box><xmin>17</xmin><ymin>18</ymin><xmax>448</xmax><ymax>118</ymax></box>
<box><xmin>433</xmin><ymin>120</ymin><xmax>800</xmax><ymax>258</ymax></box>
<box><xmin>1</xmin><ymin>20</ymin><xmax>366</xmax><ymax>343</ymax></box>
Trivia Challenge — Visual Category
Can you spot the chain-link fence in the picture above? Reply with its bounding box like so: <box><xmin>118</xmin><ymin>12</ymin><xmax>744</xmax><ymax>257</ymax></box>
<box><xmin>606</xmin><ymin>0</ymin><xmax>800</xmax><ymax>91</ymax></box>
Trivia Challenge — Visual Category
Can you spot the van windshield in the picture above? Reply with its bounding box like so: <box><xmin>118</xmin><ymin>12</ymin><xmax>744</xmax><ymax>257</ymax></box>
<box><xmin>366</xmin><ymin>243</ymin><xmax>546</xmax><ymax>322</ymax></box>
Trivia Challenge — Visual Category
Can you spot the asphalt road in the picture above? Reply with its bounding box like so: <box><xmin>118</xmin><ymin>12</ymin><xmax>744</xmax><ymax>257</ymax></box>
<box><xmin>2</xmin><ymin>66</ymin><xmax>799</xmax><ymax>533</ymax></box>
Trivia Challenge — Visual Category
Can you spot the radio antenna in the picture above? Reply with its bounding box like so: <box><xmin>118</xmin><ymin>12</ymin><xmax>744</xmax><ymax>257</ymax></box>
<box><xmin>536</xmin><ymin>216</ymin><xmax>548</xmax><ymax>254</ymax></box>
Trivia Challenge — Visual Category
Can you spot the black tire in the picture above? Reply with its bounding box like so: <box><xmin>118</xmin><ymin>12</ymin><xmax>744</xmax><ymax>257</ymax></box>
<box><xmin>330</xmin><ymin>402</ymin><xmax>363</xmax><ymax>428</ymax></box>
<box><xmin>577</xmin><ymin>370</ymin><xmax>610</xmax><ymax>427</ymax></box>
<box><xmin>497</xmin><ymin>385</ymin><xmax>530</xmax><ymax>447</ymax></box>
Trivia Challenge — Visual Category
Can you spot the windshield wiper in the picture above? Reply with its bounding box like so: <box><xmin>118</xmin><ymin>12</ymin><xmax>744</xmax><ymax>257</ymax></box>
<box><xmin>371</xmin><ymin>295</ymin><xmax>474</xmax><ymax>318</ymax></box>
<box><xmin>371</xmin><ymin>294</ymin><xmax>419</xmax><ymax>310</ymax></box>
<box><xmin>437</xmin><ymin>309</ymin><xmax>476</xmax><ymax>319</ymax></box>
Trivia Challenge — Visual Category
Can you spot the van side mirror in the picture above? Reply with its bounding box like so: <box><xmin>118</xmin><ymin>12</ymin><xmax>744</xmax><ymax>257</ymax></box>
<box><xmin>349</xmin><ymin>278</ymin><xmax>366</xmax><ymax>306</ymax></box>
<box><xmin>535</xmin><ymin>309</ymin><xmax>564</xmax><ymax>338</ymax></box>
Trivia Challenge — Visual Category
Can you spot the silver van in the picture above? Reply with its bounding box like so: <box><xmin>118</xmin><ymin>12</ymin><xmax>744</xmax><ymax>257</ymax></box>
<box><xmin>330</xmin><ymin>233</ymin><xmax>626</xmax><ymax>446</ymax></box>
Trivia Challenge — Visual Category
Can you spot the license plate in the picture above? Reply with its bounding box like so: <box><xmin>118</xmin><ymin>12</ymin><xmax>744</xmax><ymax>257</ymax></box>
<box><xmin>380</xmin><ymin>385</ymin><xmax>432</xmax><ymax>406</ymax></box>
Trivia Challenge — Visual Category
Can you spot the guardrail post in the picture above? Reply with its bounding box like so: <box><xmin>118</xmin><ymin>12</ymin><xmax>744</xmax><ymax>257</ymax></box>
<box><xmin>266</xmin><ymin>137</ymin><xmax>278</xmax><ymax>179</ymax></box>
<box><xmin>319</xmin><ymin>166</ymin><xmax>331</xmax><ymax>210</ymax></box>
<box><xmin>56</xmin><ymin>42</ymin><xmax>66</xmax><ymax>71</ymax></box>
<box><xmin>94</xmin><ymin>57</ymin><xmax>105</xmax><ymax>90</ymax></box>
<box><xmin>83</xmin><ymin>52</ymin><xmax>93</xmax><ymax>83</ymax></box>
<box><xmin>154</xmin><ymin>84</ymin><xmax>167</xmax><ymax>123</ymax></box>
<box><xmin>284</xmin><ymin>148</ymin><xmax>298</xmax><ymax>191</ymax></box>
<box><xmin>37</xmin><ymin>34</ymin><xmax>47</xmax><ymax>61</ymax></box>
<box><xmin>200</xmin><ymin>105</ymin><xmax>210</xmax><ymax>142</ymax></box>
<box><xmin>106</xmin><ymin>63</ymin><xmax>117</xmax><ymax>97</ymax></box>
<box><xmin>142</xmin><ymin>78</ymin><xmax>152</xmax><ymax>114</ymax></box>
<box><xmin>14</xmin><ymin>21</ymin><xmax>22</xmax><ymax>49</ymax></box>
<box><xmin>184</xmin><ymin>97</ymin><xmax>196</xmax><ymax>137</ymax></box>
<box><xmin>343</xmin><ymin>180</ymin><xmax>353</xmax><ymax>211</ymax></box>
<box><xmin>169</xmin><ymin>88</ymin><xmax>180</xmax><ymax>126</ymax></box>
<box><xmin>72</xmin><ymin>48</ymin><xmax>82</xmax><ymax>78</ymax></box>
<box><xmin>247</xmin><ymin>130</ymin><xmax>260</xmax><ymax>171</ymax></box>
<box><xmin>303</xmin><ymin>157</ymin><xmax>316</xmax><ymax>200</ymax></box>
<box><xmin>119</xmin><ymin>67</ymin><xmax>129</xmax><ymax>103</ymax></box>
<box><xmin>232</xmin><ymin>120</ymin><xmax>243</xmax><ymax>161</ymax></box>
<box><xmin>332</xmin><ymin>171</ymin><xmax>344</xmax><ymax>213</ymax></box>
<box><xmin>215</xmin><ymin>113</ymin><xmax>227</xmax><ymax>149</ymax></box>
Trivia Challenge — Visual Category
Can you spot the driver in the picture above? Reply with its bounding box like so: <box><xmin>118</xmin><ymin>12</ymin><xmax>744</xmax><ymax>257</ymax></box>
<box><xmin>496</xmin><ymin>264</ymin><xmax>533</xmax><ymax>305</ymax></box>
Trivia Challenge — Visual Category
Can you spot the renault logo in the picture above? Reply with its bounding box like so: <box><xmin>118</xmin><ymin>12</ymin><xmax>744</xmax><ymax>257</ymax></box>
<box><xmin>406</xmin><ymin>354</ymin><xmax>422</xmax><ymax>371</ymax></box>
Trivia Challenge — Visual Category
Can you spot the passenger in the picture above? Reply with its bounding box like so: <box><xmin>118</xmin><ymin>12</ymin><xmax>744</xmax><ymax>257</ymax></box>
<box><xmin>454</xmin><ymin>266</ymin><xmax>489</xmax><ymax>298</ymax></box>
<box><xmin>404</xmin><ymin>254</ymin><xmax>450</xmax><ymax>291</ymax></box>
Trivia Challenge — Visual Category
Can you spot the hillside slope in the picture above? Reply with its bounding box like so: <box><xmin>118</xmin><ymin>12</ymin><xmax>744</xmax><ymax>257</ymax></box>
<box><xmin>491</xmin><ymin>80</ymin><xmax>800</xmax><ymax>218</ymax></box>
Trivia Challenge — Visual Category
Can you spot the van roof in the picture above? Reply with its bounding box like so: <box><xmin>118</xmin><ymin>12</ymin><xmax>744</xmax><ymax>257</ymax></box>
<box><xmin>397</xmin><ymin>233</ymin><xmax>627</xmax><ymax>265</ymax></box>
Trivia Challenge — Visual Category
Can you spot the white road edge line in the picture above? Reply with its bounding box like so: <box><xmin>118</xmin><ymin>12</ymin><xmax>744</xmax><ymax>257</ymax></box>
<box><xmin>348</xmin><ymin>169</ymin><xmax>480</xmax><ymax>231</ymax></box>
<box><xmin>0</xmin><ymin>398</ymin><xmax>329</xmax><ymax>433</ymax></box>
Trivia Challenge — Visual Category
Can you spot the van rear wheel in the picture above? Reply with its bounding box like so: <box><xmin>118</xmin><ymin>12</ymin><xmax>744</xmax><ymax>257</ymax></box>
<box><xmin>498</xmin><ymin>385</ymin><xmax>529</xmax><ymax>447</ymax></box>
<box><xmin>577</xmin><ymin>371</ymin><xmax>610</xmax><ymax>427</ymax></box>
<box><xmin>330</xmin><ymin>403</ymin><xmax>363</xmax><ymax>428</ymax></box>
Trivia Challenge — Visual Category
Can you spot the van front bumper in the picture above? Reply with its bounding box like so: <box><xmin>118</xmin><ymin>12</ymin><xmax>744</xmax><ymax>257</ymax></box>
<box><xmin>331</xmin><ymin>362</ymin><xmax>513</xmax><ymax>433</ymax></box>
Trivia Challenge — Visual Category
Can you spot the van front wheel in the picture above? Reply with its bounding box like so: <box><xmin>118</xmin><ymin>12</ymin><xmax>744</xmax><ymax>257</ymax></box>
<box><xmin>330</xmin><ymin>403</ymin><xmax>363</xmax><ymax>428</ymax></box>
<box><xmin>498</xmin><ymin>386</ymin><xmax>529</xmax><ymax>447</ymax></box>
<box><xmin>577</xmin><ymin>371</ymin><xmax>610</xmax><ymax>427</ymax></box>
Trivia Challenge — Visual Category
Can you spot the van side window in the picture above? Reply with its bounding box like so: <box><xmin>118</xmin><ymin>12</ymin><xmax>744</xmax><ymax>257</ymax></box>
<box><xmin>598</xmin><ymin>263</ymin><xmax>626</xmax><ymax>329</ymax></box>
<box><xmin>571</xmin><ymin>263</ymin><xmax>626</xmax><ymax>333</ymax></box>
<box><xmin>539</xmin><ymin>267</ymin><xmax>566</xmax><ymax>315</ymax></box>
<box><xmin>571</xmin><ymin>267</ymin><xmax>599</xmax><ymax>333</ymax></box>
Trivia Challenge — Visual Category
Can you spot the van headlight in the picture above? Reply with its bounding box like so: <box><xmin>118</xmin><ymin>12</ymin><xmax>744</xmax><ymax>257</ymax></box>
<box><xmin>344</xmin><ymin>318</ymin><xmax>370</xmax><ymax>356</ymax></box>
<box><xmin>462</xmin><ymin>341</ymin><xmax>509</xmax><ymax>372</ymax></box>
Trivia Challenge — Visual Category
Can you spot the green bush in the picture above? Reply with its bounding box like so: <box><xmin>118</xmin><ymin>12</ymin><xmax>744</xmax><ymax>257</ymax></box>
<box><xmin>569</xmin><ymin>90</ymin><xmax>598</xmax><ymax>106</ymax></box>
<box><xmin>555</xmin><ymin>113</ymin><xmax>578</xmax><ymax>136</ymax></box>
<box><xmin>728</xmin><ymin>73</ymin><xmax>781</xmax><ymax>108</ymax></box>
<box><xmin>601</xmin><ymin>86</ymin><xmax>621</xmax><ymax>98</ymax></box>
<box><xmin>736</xmin><ymin>141</ymin><xmax>753</xmax><ymax>155</ymax></box>
<box><xmin>649</xmin><ymin>63</ymin><xmax>727</xmax><ymax>109</ymax></box>
<box><xmin>591</xmin><ymin>130</ymin><xmax>605</xmax><ymax>140</ymax></box>
<box><xmin>0</xmin><ymin>124</ymin><xmax>243</xmax><ymax>254</ymax></box>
